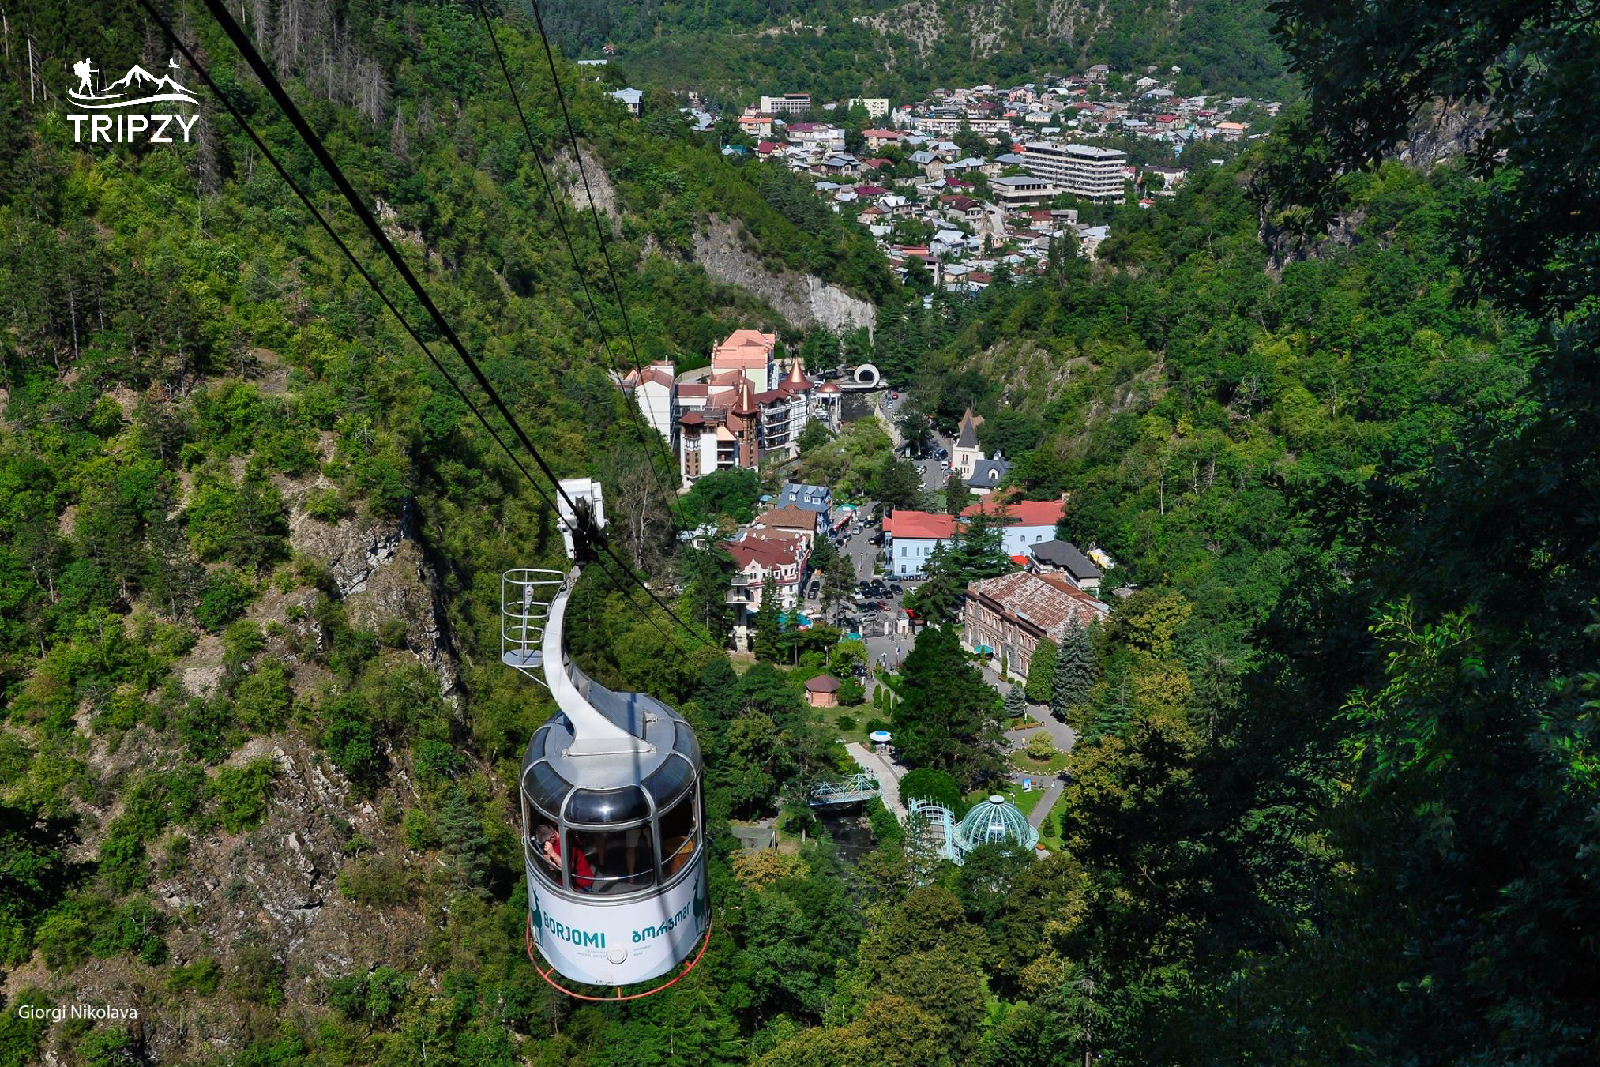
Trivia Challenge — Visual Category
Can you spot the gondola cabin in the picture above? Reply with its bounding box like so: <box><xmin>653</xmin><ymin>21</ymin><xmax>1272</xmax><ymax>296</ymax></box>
<box><xmin>505</xmin><ymin>480</ymin><xmax>709</xmax><ymax>991</ymax></box>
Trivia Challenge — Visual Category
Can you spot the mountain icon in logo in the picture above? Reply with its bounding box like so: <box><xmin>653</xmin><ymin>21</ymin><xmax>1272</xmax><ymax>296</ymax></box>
<box><xmin>69</xmin><ymin>58</ymin><xmax>199</xmax><ymax>109</ymax></box>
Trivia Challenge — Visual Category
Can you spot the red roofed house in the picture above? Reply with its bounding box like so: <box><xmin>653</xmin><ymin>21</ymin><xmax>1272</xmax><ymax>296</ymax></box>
<box><xmin>751</xmin><ymin>505</ymin><xmax>820</xmax><ymax>549</ymax></box>
<box><xmin>960</xmin><ymin>496</ymin><xmax>1067</xmax><ymax>554</ymax></box>
<box><xmin>883</xmin><ymin>509</ymin><xmax>958</xmax><ymax>578</ymax></box>
<box><xmin>963</xmin><ymin>570</ymin><xmax>1108</xmax><ymax>679</ymax></box>
<box><xmin>862</xmin><ymin>128</ymin><xmax>902</xmax><ymax>150</ymax></box>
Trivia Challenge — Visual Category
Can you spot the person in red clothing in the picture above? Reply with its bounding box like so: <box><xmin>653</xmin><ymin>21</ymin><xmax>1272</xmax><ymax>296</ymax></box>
<box><xmin>536</xmin><ymin>825</ymin><xmax>595</xmax><ymax>891</ymax></box>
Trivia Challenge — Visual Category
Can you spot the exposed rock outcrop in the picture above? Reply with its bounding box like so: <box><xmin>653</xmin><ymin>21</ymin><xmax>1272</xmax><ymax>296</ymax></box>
<box><xmin>289</xmin><ymin>502</ymin><xmax>459</xmax><ymax>698</ymax></box>
<box><xmin>554</xmin><ymin>143</ymin><xmax>621</xmax><ymax>220</ymax></box>
<box><xmin>691</xmin><ymin>219</ymin><xmax>877</xmax><ymax>335</ymax></box>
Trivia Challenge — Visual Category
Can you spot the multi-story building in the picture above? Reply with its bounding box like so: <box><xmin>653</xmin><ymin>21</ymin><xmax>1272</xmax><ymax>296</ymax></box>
<box><xmin>749</xmin><ymin>505</ymin><xmax>820</xmax><ymax>551</ymax></box>
<box><xmin>847</xmin><ymin>97</ymin><xmax>891</xmax><ymax>119</ymax></box>
<box><xmin>725</xmin><ymin>534</ymin><xmax>808</xmax><ymax>649</ymax></box>
<box><xmin>962</xmin><ymin>570</ymin><xmax>1108</xmax><ymax>680</ymax></box>
<box><xmin>1020</xmin><ymin>141</ymin><xmax>1127</xmax><ymax>202</ymax></box>
<box><xmin>760</xmin><ymin>93</ymin><xmax>812</xmax><ymax>116</ymax></box>
<box><xmin>786</xmin><ymin>123</ymin><xmax>845</xmax><ymax>153</ymax></box>
<box><xmin>992</xmin><ymin>174</ymin><xmax>1060</xmax><ymax>209</ymax></box>
<box><xmin>777</xmin><ymin>482</ymin><xmax>833</xmax><ymax>530</ymax></box>
<box><xmin>678</xmin><ymin>377</ymin><xmax>759</xmax><ymax>488</ymax></box>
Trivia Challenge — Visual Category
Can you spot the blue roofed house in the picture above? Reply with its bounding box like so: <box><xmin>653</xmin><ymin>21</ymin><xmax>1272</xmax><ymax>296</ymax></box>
<box><xmin>777</xmin><ymin>482</ymin><xmax>833</xmax><ymax>529</ymax></box>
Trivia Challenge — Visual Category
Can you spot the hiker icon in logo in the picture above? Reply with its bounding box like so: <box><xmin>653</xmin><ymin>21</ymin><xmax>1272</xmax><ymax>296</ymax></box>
<box><xmin>73</xmin><ymin>59</ymin><xmax>98</xmax><ymax>95</ymax></box>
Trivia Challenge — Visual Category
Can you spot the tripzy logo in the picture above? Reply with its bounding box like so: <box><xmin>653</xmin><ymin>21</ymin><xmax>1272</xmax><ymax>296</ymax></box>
<box><xmin>67</xmin><ymin>57</ymin><xmax>201</xmax><ymax>143</ymax></box>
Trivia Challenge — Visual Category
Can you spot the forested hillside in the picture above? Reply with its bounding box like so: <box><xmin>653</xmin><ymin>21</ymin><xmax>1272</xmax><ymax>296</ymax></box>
<box><xmin>2</xmin><ymin>0</ymin><xmax>1597</xmax><ymax>1065</ymax></box>
<box><xmin>543</xmin><ymin>0</ymin><xmax>1292</xmax><ymax>103</ymax></box>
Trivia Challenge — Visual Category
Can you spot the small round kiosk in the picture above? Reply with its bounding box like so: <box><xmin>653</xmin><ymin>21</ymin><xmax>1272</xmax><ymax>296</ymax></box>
<box><xmin>506</xmin><ymin>482</ymin><xmax>710</xmax><ymax>994</ymax></box>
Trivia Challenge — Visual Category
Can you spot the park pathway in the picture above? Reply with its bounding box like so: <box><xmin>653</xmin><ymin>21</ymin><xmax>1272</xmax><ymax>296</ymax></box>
<box><xmin>845</xmin><ymin>741</ymin><xmax>906</xmax><ymax>819</ymax></box>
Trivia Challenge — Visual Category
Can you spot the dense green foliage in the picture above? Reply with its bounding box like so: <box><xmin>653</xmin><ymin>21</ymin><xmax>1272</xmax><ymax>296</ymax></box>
<box><xmin>4</xmin><ymin>0</ymin><xmax>1596</xmax><ymax>1064</ymax></box>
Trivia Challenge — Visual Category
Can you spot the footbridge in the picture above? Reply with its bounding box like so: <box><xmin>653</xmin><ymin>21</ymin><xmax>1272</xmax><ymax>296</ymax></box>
<box><xmin>807</xmin><ymin>773</ymin><xmax>881</xmax><ymax>807</ymax></box>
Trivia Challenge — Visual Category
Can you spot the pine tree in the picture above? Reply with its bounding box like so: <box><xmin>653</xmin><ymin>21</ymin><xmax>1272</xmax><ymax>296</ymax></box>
<box><xmin>1003</xmin><ymin>685</ymin><xmax>1026</xmax><ymax>719</ymax></box>
<box><xmin>753</xmin><ymin>574</ymin><xmax>781</xmax><ymax>661</ymax></box>
<box><xmin>1025</xmin><ymin>637</ymin><xmax>1057</xmax><ymax>704</ymax></box>
<box><xmin>945</xmin><ymin>468</ymin><xmax>972</xmax><ymax>515</ymax></box>
<box><xmin>1052</xmin><ymin>623</ymin><xmax>1095</xmax><ymax>721</ymax></box>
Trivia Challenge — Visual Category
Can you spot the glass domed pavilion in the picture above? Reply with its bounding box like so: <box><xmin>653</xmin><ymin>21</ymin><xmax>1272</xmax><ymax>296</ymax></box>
<box><xmin>953</xmin><ymin>795</ymin><xmax>1040</xmax><ymax>858</ymax></box>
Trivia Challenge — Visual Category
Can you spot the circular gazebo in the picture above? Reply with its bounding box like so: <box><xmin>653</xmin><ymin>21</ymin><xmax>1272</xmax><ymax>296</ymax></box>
<box><xmin>952</xmin><ymin>795</ymin><xmax>1039</xmax><ymax>858</ymax></box>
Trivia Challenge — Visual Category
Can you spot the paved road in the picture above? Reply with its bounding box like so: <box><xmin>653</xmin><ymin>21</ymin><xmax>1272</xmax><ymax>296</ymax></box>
<box><xmin>840</xmin><ymin>527</ymin><xmax>880</xmax><ymax>582</ymax></box>
<box><xmin>846</xmin><ymin>741</ymin><xmax>906</xmax><ymax>818</ymax></box>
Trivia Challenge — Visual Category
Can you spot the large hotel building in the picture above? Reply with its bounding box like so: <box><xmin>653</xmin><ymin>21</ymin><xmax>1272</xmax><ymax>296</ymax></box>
<box><xmin>1020</xmin><ymin>142</ymin><xmax>1128</xmax><ymax>202</ymax></box>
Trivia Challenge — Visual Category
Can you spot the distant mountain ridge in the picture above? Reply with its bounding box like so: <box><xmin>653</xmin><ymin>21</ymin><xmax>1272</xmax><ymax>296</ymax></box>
<box><xmin>542</xmin><ymin>0</ymin><xmax>1292</xmax><ymax>101</ymax></box>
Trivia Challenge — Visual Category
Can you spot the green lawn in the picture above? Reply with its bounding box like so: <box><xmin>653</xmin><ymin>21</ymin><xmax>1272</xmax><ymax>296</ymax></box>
<box><xmin>1009</xmin><ymin>749</ymin><xmax>1071</xmax><ymax>775</ymax></box>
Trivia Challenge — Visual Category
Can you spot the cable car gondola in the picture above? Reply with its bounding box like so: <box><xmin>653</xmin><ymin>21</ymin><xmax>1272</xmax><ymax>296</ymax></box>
<box><xmin>503</xmin><ymin>480</ymin><xmax>710</xmax><ymax>996</ymax></box>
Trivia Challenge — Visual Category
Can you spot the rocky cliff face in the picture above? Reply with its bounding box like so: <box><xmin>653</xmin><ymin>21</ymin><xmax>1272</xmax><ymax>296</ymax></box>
<box><xmin>3</xmin><ymin>477</ymin><xmax>462</xmax><ymax>1065</ymax></box>
<box><xmin>286</xmin><ymin>496</ymin><xmax>459</xmax><ymax>699</ymax></box>
<box><xmin>691</xmin><ymin>219</ymin><xmax>878</xmax><ymax>335</ymax></box>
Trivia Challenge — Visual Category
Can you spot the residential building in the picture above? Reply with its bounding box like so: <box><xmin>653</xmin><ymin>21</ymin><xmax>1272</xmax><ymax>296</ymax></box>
<box><xmin>788</xmin><ymin>123</ymin><xmax>846</xmax><ymax>153</ymax></box>
<box><xmin>725</xmin><ymin>534</ymin><xmax>807</xmax><ymax>649</ymax></box>
<box><xmin>760</xmin><ymin>93</ymin><xmax>813</xmax><ymax>116</ymax></box>
<box><xmin>739</xmin><ymin>114</ymin><xmax>776</xmax><ymax>138</ymax></box>
<box><xmin>847</xmin><ymin>97</ymin><xmax>891</xmax><ymax>119</ymax></box>
<box><xmin>1026</xmin><ymin>539</ymin><xmax>1103</xmax><ymax>592</ymax></box>
<box><xmin>961</xmin><ymin>496</ymin><xmax>1067</xmax><ymax>555</ymax></box>
<box><xmin>777</xmin><ymin>482</ymin><xmax>833</xmax><ymax>530</ymax></box>
<box><xmin>966</xmin><ymin>457</ymin><xmax>1011</xmax><ymax>496</ymax></box>
<box><xmin>619</xmin><ymin>361</ymin><xmax>675</xmax><ymax>444</ymax></box>
<box><xmin>883</xmin><ymin>509</ymin><xmax>957</xmax><ymax>578</ymax></box>
<box><xmin>608</xmin><ymin>87</ymin><xmax>642</xmax><ymax>115</ymax></box>
<box><xmin>992</xmin><ymin>174</ymin><xmax>1060</xmax><ymax>208</ymax></box>
<box><xmin>678</xmin><ymin>376</ymin><xmax>760</xmax><ymax>488</ymax></box>
<box><xmin>750</xmin><ymin>504</ymin><xmax>820</xmax><ymax>551</ymax></box>
<box><xmin>1021</xmin><ymin>141</ymin><xmax>1127</xmax><ymax>202</ymax></box>
<box><xmin>862</xmin><ymin>128</ymin><xmax>902</xmax><ymax>150</ymax></box>
<box><xmin>962</xmin><ymin>570</ymin><xmax>1108</xmax><ymax>678</ymax></box>
<box><xmin>712</xmin><ymin>329</ymin><xmax>778</xmax><ymax>392</ymax></box>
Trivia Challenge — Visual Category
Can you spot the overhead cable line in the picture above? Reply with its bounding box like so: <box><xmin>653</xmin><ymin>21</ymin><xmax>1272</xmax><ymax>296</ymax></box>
<box><xmin>131</xmin><ymin>0</ymin><xmax>704</xmax><ymax>654</ymax></box>
<box><xmin>471</xmin><ymin>0</ymin><xmax>682</xmax><ymax>519</ymax></box>
<box><xmin>168</xmin><ymin>0</ymin><xmax>714</xmax><ymax>649</ymax></box>
<box><xmin>131</xmin><ymin>0</ymin><xmax>561</xmax><ymax>521</ymax></box>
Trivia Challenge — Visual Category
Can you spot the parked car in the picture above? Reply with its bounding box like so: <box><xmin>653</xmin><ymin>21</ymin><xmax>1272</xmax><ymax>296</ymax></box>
<box><xmin>889</xmin><ymin>583</ymin><xmax>903</xmax><ymax>595</ymax></box>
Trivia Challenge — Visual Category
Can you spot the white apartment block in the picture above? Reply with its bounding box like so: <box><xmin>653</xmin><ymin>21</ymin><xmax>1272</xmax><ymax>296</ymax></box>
<box><xmin>1021</xmin><ymin>142</ymin><xmax>1128</xmax><ymax>202</ymax></box>
<box><xmin>847</xmin><ymin>97</ymin><xmax>890</xmax><ymax>119</ymax></box>
<box><xmin>760</xmin><ymin>93</ymin><xmax>812</xmax><ymax>116</ymax></box>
